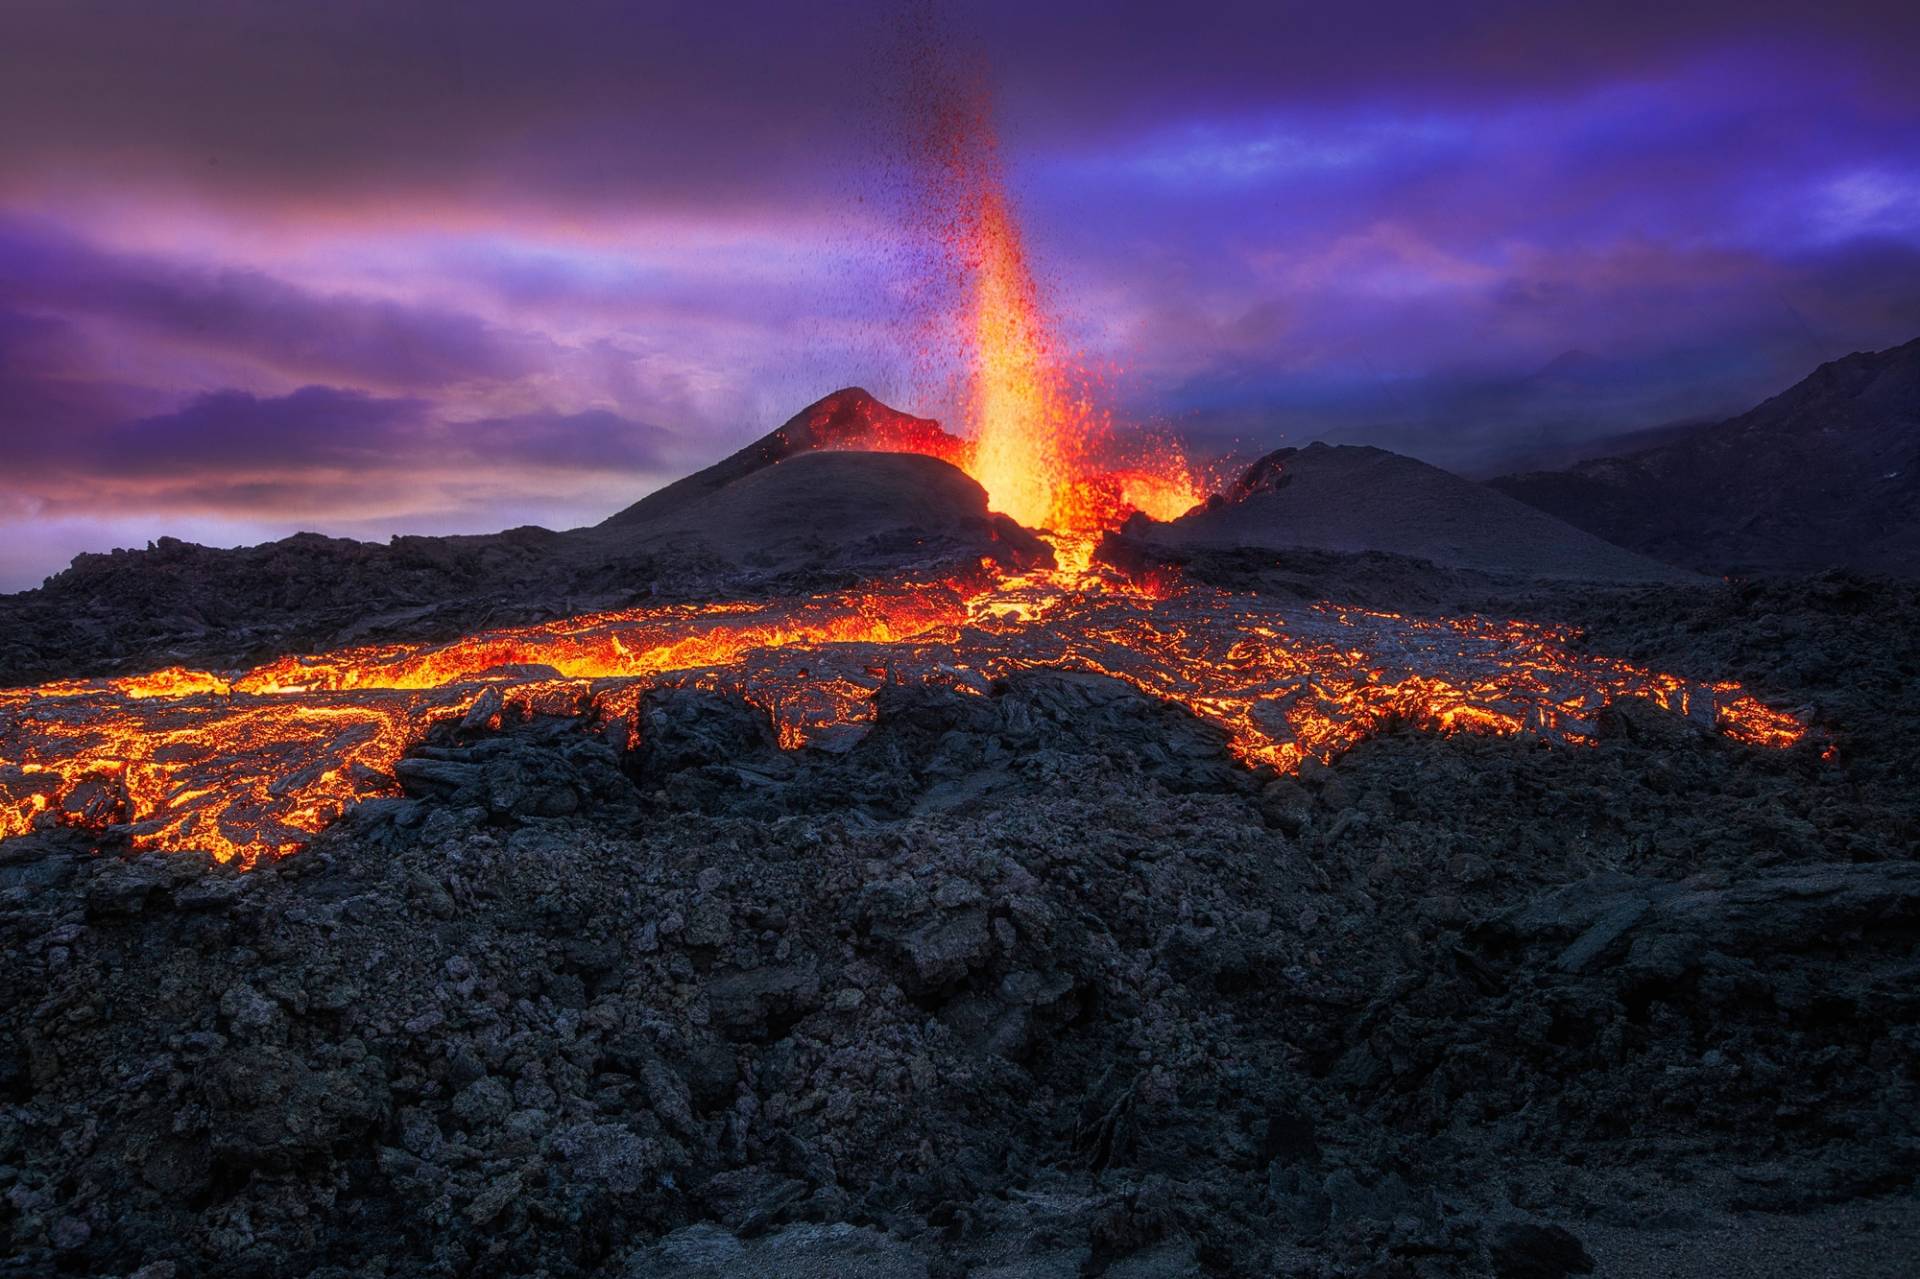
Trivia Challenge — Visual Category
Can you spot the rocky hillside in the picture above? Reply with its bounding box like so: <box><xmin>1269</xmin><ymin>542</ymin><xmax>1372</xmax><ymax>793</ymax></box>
<box><xmin>0</xmin><ymin>393</ymin><xmax>1038</xmax><ymax>687</ymax></box>
<box><xmin>1492</xmin><ymin>338</ymin><xmax>1920</xmax><ymax>575</ymax></box>
<box><xmin>1123</xmin><ymin>442</ymin><xmax>1692</xmax><ymax>583</ymax></box>
<box><xmin>601</xmin><ymin>387</ymin><xmax>966</xmax><ymax>528</ymax></box>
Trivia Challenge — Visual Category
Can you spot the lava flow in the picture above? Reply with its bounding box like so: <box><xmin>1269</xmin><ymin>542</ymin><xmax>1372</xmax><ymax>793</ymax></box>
<box><xmin>0</xmin><ymin>102</ymin><xmax>1809</xmax><ymax>868</ymax></box>
<box><xmin>0</xmin><ymin>551</ymin><xmax>1808</xmax><ymax>867</ymax></box>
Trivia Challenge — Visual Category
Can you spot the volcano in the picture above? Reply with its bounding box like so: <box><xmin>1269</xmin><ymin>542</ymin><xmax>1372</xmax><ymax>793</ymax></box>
<box><xmin>3</xmin><ymin>379</ymin><xmax>1914</xmax><ymax>1279</ymax></box>
<box><xmin>0</xmin><ymin>386</ymin><xmax>1810</xmax><ymax>866</ymax></box>
<box><xmin>599</xmin><ymin>388</ymin><xmax>971</xmax><ymax>528</ymax></box>
<box><xmin>9</xmin><ymin>2</ymin><xmax>1920</xmax><ymax>1271</ymax></box>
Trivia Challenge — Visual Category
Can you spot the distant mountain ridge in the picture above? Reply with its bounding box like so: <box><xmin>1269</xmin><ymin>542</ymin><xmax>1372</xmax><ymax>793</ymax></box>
<box><xmin>1491</xmin><ymin>338</ymin><xmax>1920</xmax><ymax>575</ymax></box>
<box><xmin>1124</xmin><ymin>441</ymin><xmax>1694</xmax><ymax>583</ymax></box>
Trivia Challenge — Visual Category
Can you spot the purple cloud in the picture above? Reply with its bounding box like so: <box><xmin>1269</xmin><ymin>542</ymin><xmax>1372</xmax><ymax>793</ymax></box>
<box><xmin>1</xmin><ymin>1</ymin><xmax>1918</xmax><ymax>585</ymax></box>
<box><xmin>88</xmin><ymin>387</ymin><xmax>431</xmax><ymax>476</ymax></box>
<box><xmin>454</xmin><ymin>408</ymin><xmax>677</xmax><ymax>471</ymax></box>
<box><xmin>0</xmin><ymin>218</ymin><xmax>554</xmax><ymax>391</ymax></box>
<box><xmin>26</xmin><ymin>385</ymin><xmax>676</xmax><ymax>484</ymax></box>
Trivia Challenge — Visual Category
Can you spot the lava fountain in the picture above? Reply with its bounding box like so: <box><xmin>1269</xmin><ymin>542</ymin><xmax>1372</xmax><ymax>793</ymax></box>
<box><xmin>964</xmin><ymin>183</ymin><xmax>1064</xmax><ymax>531</ymax></box>
<box><xmin>915</xmin><ymin>76</ymin><xmax>1206</xmax><ymax>541</ymax></box>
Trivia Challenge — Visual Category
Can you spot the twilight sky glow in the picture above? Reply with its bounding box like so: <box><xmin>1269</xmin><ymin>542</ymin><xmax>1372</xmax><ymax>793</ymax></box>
<box><xmin>3</xmin><ymin>0</ymin><xmax>1919</xmax><ymax>590</ymax></box>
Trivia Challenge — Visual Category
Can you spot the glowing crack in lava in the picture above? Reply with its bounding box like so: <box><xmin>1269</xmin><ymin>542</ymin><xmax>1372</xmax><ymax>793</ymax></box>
<box><xmin>0</xmin><ymin>556</ymin><xmax>1806</xmax><ymax>867</ymax></box>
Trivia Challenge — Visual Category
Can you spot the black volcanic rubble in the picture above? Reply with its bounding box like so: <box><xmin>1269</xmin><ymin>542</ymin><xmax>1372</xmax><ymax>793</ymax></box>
<box><xmin>3</xmin><ymin>574</ymin><xmax>1918</xmax><ymax>1278</ymax></box>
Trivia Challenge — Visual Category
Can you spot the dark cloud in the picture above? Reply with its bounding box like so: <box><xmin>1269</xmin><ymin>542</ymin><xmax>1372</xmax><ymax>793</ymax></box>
<box><xmin>3</xmin><ymin>379</ymin><xmax>678</xmax><ymax>523</ymax></box>
<box><xmin>1147</xmin><ymin>235</ymin><xmax>1920</xmax><ymax>475</ymax></box>
<box><xmin>89</xmin><ymin>386</ymin><xmax>430</xmax><ymax>476</ymax></box>
<box><xmin>0</xmin><ymin>305</ymin><xmax>168</xmax><ymax>441</ymax></box>
<box><xmin>455</xmin><ymin>408</ymin><xmax>677</xmax><ymax>471</ymax></box>
<box><xmin>0</xmin><ymin>218</ymin><xmax>553</xmax><ymax>390</ymax></box>
<box><xmin>2</xmin><ymin>2</ymin><xmax>1915</xmax><ymax>214</ymax></box>
<box><xmin>96</xmin><ymin>387</ymin><xmax>667</xmax><ymax>474</ymax></box>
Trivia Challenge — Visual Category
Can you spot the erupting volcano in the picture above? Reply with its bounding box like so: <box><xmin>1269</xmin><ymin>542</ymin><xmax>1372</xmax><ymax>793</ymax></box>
<box><xmin>0</xmin><ymin>107</ymin><xmax>1812</xmax><ymax>869</ymax></box>
<box><xmin>14</xmin><ymin>10</ymin><xmax>1920</xmax><ymax>1278</ymax></box>
<box><xmin>0</xmin><ymin>357</ymin><xmax>1807</xmax><ymax>866</ymax></box>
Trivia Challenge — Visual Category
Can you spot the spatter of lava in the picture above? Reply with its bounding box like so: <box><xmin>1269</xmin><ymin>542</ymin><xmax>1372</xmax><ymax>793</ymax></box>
<box><xmin>0</xmin><ymin>550</ymin><xmax>1806</xmax><ymax>867</ymax></box>
<box><xmin>902</xmin><ymin>58</ymin><xmax>1209</xmax><ymax>538</ymax></box>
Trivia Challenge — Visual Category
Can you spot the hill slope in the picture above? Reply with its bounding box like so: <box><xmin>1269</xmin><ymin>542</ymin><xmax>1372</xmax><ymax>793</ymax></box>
<box><xmin>579</xmin><ymin>448</ymin><xmax>1042</xmax><ymax>575</ymax></box>
<box><xmin>1492</xmin><ymin>338</ymin><xmax>1920</xmax><ymax>574</ymax></box>
<box><xmin>1131</xmin><ymin>442</ymin><xmax>1693</xmax><ymax>583</ymax></box>
<box><xmin>0</xmin><ymin>391</ymin><xmax>1031</xmax><ymax>685</ymax></box>
<box><xmin>602</xmin><ymin>387</ymin><xmax>965</xmax><ymax>529</ymax></box>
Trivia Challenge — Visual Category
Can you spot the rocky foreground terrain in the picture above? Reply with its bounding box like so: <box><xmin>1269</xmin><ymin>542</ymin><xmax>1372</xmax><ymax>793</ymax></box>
<box><xmin>2</xmin><ymin>382</ymin><xmax>1917</xmax><ymax>1276</ymax></box>
<box><xmin>2</xmin><ymin>553</ymin><xmax>1916</xmax><ymax>1278</ymax></box>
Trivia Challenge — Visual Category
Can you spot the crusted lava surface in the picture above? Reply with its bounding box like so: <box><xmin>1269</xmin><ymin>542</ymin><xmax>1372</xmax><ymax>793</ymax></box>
<box><xmin>2</xmin><ymin>555</ymin><xmax>1917</xmax><ymax>1278</ymax></box>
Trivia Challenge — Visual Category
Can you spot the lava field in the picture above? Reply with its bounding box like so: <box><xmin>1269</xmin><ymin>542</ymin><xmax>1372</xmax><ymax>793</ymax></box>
<box><xmin>0</xmin><ymin>545</ymin><xmax>1806</xmax><ymax>866</ymax></box>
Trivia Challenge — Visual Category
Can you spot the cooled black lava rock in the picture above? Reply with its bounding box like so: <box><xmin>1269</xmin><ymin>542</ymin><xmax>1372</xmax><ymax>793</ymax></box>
<box><xmin>2</xmin><ymin>534</ymin><xmax>1918</xmax><ymax>1278</ymax></box>
<box><xmin>1486</xmin><ymin>1222</ymin><xmax>1595</xmax><ymax>1279</ymax></box>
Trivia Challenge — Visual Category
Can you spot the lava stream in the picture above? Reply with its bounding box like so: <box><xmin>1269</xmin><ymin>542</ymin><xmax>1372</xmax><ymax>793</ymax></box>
<box><xmin>0</xmin><ymin>546</ymin><xmax>1805</xmax><ymax>867</ymax></box>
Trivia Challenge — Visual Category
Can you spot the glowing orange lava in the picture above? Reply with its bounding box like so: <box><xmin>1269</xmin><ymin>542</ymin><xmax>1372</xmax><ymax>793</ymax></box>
<box><xmin>915</xmin><ymin>74</ymin><xmax>1208</xmax><ymax>536</ymax></box>
<box><xmin>0</xmin><ymin>549</ymin><xmax>1809</xmax><ymax>867</ymax></box>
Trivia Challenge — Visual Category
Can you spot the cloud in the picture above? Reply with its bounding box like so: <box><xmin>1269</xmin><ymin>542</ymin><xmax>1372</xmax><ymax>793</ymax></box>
<box><xmin>4</xmin><ymin>380</ymin><xmax>682</xmax><ymax>525</ymax></box>
<box><xmin>0</xmin><ymin>3</ymin><xmax>1912</xmax><ymax>211</ymax></box>
<box><xmin>0</xmin><ymin>218</ymin><xmax>555</xmax><ymax>391</ymax></box>
<box><xmin>453</xmin><ymin>407</ymin><xmax>677</xmax><ymax>471</ymax></box>
<box><xmin>87</xmin><ymin>386</ymin><xmax>431</xmax><ymax>476</ymax></box>
<box><xmin>2</xmin><ymin>1</ymin><xmax>1920</xmax><ymax>587</ymax></box>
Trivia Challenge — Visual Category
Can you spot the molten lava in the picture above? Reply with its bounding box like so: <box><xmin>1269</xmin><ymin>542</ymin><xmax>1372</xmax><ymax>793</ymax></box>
<box><xmin>960</xmin><ymin>195</ymin><xmax>1205</xmax><ymax>537</ymax></box>
<box><xmin>913</xmin><ymin>68</ymin><xmax>1208</xmax><ymax>537</ymax></box>
<box><xmin>963</xmin><ymin>186</ymin><xmax>1072</xmax><ymax>529</ymax></box>
<box><xmin>0</xmin><ymin>550</ymin><xmax>1808</xmax><ymax>867</ymax></box>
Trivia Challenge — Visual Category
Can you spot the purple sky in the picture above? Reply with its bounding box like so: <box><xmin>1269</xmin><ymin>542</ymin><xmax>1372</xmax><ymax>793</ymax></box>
<box><xmin>3</xmin><ymin>0</ymin><xmax>1919</xmax><ymax>590</ymax></box>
